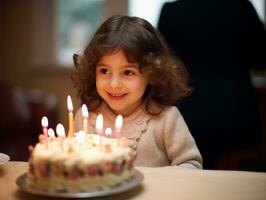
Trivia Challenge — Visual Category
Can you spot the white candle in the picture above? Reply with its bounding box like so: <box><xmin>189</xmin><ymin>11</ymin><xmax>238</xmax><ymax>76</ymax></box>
<box><xmin>75</xmin><ymin>130</ymin><xmax>86</xmax><ymax>144</ymax></box>
<box><xmin>95</xmin><ymin>114</ymin><xmax>103</xmax><ymax>135</ymax></box>
<box><xmin>105</xmin><ymin>128</ymin><xmax>112</xmax><ymax>146</ymax></box>
<box><xmin>93</xmin><ymin>134</ymin><xmax>101</xmax><ymax>146</ymax></box>
<box><xmin>81</xmin><ymin>104</ymin><xmax>89</xmax><ymax>134</ymax></box>
<box><xmin>67</xmin><ymin>95</ymin><xmax>74</xmax><ymax>137</ymax></box>
<box><xmin>48</xmin><ymin>128</ymin><xmax>55</xmax><ymax>138</ymax></box>
<box><xmin>115</xmin><ymin>115</ymin><xmax>123</xmax><ymax>139</ymax></box>
<box><xmin>41</xmin><ymin>116</ymin><xmax>49</xmax><ymax>149</ymax></box>
<box><xmin>56</xmin><ymin>123</ymin><xmax>66</xmax><ymax>151</ymax></box>
<box><xmin>105</xmin><ymin>128</ymin><xmax>112</xmax><ymax>138</ymax></box>
<box><xmin>95</xmin><ymin>114</ymin><xmax>104</xmax><ymax>149</ymax></box>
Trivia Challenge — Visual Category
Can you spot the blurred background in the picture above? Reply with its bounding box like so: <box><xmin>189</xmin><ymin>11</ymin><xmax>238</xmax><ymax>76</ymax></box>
<box><xmin>0</xmin><ymin>0</ymin><xmax>266</xmax><ymax>170</ymax></box>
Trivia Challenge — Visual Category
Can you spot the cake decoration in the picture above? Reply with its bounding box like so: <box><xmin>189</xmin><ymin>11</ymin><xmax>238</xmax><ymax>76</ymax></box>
<box><xmin>26</xmin><ymin>95</ymin><xmax>136</xmax><ymax>193</ymax></box>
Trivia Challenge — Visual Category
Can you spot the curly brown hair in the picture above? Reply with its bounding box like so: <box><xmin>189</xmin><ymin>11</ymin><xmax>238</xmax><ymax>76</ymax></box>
<box><xmin>71</xmin><ymin>15</ymin><xmax>192</xmax><ymax>115</ymax></box>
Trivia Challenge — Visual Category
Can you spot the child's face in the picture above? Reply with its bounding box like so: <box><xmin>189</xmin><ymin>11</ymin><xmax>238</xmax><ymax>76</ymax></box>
<box><xmin>96</xmin><ymin>50</ymin><xmax>148</xmax><ymax>116</ymax></box>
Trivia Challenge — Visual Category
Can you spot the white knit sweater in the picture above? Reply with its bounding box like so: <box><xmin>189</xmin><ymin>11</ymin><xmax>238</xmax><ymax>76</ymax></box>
<box><xmin>74</xmin><ymin>102</ymin><xmax>203</xmax><ymax>169</ymax></box>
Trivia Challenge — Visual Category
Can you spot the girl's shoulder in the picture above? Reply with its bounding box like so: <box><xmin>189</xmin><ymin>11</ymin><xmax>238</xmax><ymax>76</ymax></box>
<box><xmin>147</xmin><ymin>101</ymin><xmax>179</xmax><ymax>114</ymax></box>
<box><xmin>146</xmin><ymin>103</ymin><xmax>183</xmax><ymax>128</ymax></box>
<box><xmin>155</xmin><ymin>105</ymin><xmax>182</xmax><ymax>120</ymax></box>
<box><xmin>162</xmin><ymin>105</ymin><xmax>181</xmax><ymax>115</ymax></box>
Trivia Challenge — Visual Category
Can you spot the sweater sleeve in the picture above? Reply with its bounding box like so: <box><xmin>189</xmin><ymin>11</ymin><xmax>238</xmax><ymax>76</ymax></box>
<box><xmin>163</xmin><ymin>107</ymin><xmax>203</xmax><ymax>169</ymax></box>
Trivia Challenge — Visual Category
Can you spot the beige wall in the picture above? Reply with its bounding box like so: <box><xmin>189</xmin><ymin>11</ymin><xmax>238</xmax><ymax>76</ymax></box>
<box><xmin>1</xmin><ymin>0</ymin><xmax>128</xmax><ymax>126</ymax></box>
<box><xmin>1</xmin><ymin>0</ymin><xmax>74</xmax><ymax>126</ymax></box>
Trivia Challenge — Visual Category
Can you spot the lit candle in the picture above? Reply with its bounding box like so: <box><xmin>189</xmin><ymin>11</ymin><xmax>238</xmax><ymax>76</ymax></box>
<box><xmin>41</xmin><ymin>116</ymin><xmax>49</xmax><ymax>149</ymax></box>
<box><xmin>48</xmin><ymin>128</ymin><xmax>55</xmax><ymax>138</ymax></box>
<box><xmin>95</xmin><ymin>114</ymin><xmax>103</xmax><ymax>149</ymax></box>
<box><xmin>115</xmin><ymin>115</ymin><xmax>123</xmax><ymax>139</ymax></box>
<box><xmin>105</xmin><ymin>128</ymin><xmax>112</xmax><ymax>146</ymax></box>
<box><xmin>56</xmin><ymin>123</ymin><xmax>66</xmax><ymax>151</ymax></box>
<box><xmin>105</xmin><ymin>128</ymin><xmax>112</xmax><ymax>138</ymax></box>
<box><xmin>75</xmin><ymin>130</ymin><xmax>86</xmax><ymax>144</ymax></box>
<box><xmin>67</xmin><ymin>95</ymin><xmax>74</xmax><ymax>137</ymax></box>
<box><xmin>93</xmin><ymin>134</ymin><xmax>101</xmax><ymax>146</ymax></box>
<box><xmin>81</xmin><ymin>104</ymin><xmax>89</xmax><ymax>134</ymax></box>
<box><xmin>95</xmin><ymin>114</ymin><xmax>103</xmax><ymax>135</ymax></box>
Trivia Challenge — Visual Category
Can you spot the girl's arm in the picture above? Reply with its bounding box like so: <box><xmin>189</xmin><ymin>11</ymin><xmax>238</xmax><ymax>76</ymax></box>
<box><xmin>163</xmin><ymin>107</ymin><xmax>203</xmax><ymax>169</ymax></box>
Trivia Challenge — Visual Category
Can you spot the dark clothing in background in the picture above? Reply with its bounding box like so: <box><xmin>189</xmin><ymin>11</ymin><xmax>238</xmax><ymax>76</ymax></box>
<box><xmin>158</xmin><ymin>0</ymin><xmax>266</xmax><ymax>169</ymax></box>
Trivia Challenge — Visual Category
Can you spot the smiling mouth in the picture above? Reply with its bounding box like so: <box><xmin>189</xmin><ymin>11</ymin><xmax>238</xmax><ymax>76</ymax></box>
<box><xmin>107</xmin><ymin>92</ymin><xmax>127</xmax><ymax>100</ymax></box>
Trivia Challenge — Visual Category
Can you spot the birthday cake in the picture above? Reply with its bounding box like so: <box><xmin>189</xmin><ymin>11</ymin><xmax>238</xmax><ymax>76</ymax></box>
<box><xmin>27</xmin><ymin>133</ymin><xmax>136</xmax><ymax>192</ymax></box>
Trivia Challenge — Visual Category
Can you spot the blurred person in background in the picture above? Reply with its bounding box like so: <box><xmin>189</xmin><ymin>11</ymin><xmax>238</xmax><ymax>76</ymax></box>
<box><xmin>158</xmin><ymin>0</ymin><xmax>266</xmax><ymax>169</ymax></box>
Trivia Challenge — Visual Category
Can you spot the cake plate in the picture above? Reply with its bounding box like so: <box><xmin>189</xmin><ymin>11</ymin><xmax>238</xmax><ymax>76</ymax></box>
<box><xmin>16</xmin><ymin>169</ymin><xmax>144</xmax><ymax>198</ymax></box>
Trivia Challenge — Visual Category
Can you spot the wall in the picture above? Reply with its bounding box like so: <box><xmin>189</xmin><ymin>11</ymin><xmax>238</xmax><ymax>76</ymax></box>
<box><xmin>0</xmin><ymin>0</ymin><xmax>128</xmax><ymax>127</ymax></box>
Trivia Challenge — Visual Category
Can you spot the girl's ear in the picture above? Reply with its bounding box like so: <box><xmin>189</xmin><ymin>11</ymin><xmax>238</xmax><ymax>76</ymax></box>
<box><xmin>73</xmin><ymin>54</ymin><xmax>83</xmax><ymax>69</ymax></box>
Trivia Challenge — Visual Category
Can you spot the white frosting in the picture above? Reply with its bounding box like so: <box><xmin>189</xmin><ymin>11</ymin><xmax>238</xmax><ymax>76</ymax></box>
<box><xmin>32</xmin><ymin>134</ymin><xmax>131</xmax><ymax>167</ymax></box>
<box><xmin>28</xmin><ymin>133</ymin><xmax>134</xmax><ymax>192</ymax></box>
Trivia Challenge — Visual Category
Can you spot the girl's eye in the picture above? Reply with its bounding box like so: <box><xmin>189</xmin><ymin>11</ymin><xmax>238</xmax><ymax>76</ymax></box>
<box><xmin>98</xmin><ymin>68</ymin><xmax>110</xmax><ymax>75</ymax></box>
<box><xmin>124</xmin><ymin>70</ymin><xmax>136</xmax><ymax>76</ymax></box>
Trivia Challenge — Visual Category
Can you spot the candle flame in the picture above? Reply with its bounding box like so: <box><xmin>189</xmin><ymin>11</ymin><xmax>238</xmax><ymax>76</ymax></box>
<box><xmin>41</xmin><ymin>116</ymin><xmax>48</xmax><ymax>127</ymax></box>
<box><xmin>82</xmin><ymin>104</ymin><xmax>89</xmax><ymax>118</ymax></box>
<box><xmin>115</xmin><ymin>115</ymin><xmax>123</xmax><ymax>129</ymax></box>
<box><xmin>105</xmin><ymin>128</ymin><xmax>112</xmax><ymax>137</ymax></box>
<box><xmin>76</xmin><ymin>131</ymin><xmax>86</xmax><ymax>143</ymax></box>
<box><xmin>95</xmin><ymin>114</ymin><xmax>103</xmax><ymax>133</ymax></box>
<box><xmin>56</xmin><ymin>123</ymin><xmax>66</xmax><ymax>137</ymax></box>
<box><xmin>67</xmin><ymin>95</ymin><xmax>73</xmax><ymax>111</ymax></box>
<box><xmin>48</xmin><ymin>128</ymin><xmax>55</xmax><ymax>137</ymax></box>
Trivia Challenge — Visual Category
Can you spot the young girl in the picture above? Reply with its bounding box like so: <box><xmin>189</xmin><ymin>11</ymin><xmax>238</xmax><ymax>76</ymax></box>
<box><xmin>72</xmin><ymin>15</ymin><xmax>202</xmax><ymax>169</ymax></box>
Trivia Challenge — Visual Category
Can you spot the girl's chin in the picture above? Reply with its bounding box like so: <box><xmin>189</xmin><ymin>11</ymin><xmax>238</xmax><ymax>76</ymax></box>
<box><xmin>111</xmin><ymin>109</ymin><xmax>127</xmax><ymax>115</ymax></box>
<box><xmin>105</xmin><ymin>102</ymin><xmax>124</xmax><ymax>113</ymax></box>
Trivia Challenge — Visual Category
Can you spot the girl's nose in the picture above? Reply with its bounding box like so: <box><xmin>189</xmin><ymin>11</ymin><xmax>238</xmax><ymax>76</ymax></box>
<box><xmin>109</xmin><ymin>75</ymin><xmax>122</xmax><ymax>89</ymax></box>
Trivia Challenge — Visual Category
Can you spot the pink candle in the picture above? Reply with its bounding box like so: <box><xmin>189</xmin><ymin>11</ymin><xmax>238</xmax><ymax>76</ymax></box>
<box><xmin>41</xmin><ymin>116</ymin><xmax>49</xmax><ymax>149</ymax></box>
<box><xmin>115</xmin><ymin>115</ymin><xmax>123</xmax><ymax>139</ymax></box>
<box><xmin>56</xmin><ymin>123</ymin><xmax>66</xmax><ymax>151</ymax></box>
<box><xmin>95</xmin><ymin>114</ymin><xmax>103</xmax><ymax>135</ymax></box>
